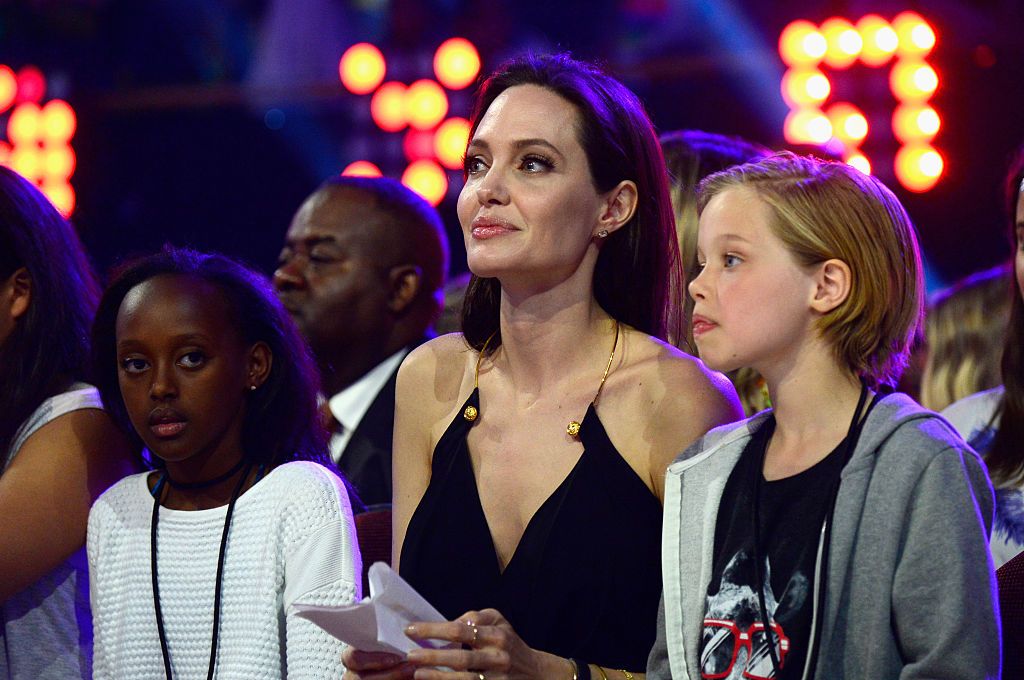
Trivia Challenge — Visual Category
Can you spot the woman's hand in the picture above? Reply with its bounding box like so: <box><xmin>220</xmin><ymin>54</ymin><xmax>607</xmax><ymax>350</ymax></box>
<box><xmin>341</xmin><ymin>647</ymin><xmax>416</xmax><ymax>680</ymax></box>
<box><xmin>403</xmin><ymin>609</ymin><xmax>573</xmax><ymax>680</ymax></box>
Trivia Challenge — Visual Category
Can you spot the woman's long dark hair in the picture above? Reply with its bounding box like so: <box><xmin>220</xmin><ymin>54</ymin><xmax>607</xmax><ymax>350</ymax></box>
<box><xmin>990</xmin><ymin>146</ymin><xmax>1024</xmax><ymax>485</ymax></box>
<box><xmin>91</xmin><ymin>246</ymin><xmax>330</xmax><ymax>470</ymax></box>
<box><xmin>461</xmin><ymin>53</ymin><xmax>684</xmax><ymax>352</ymax></box>
<box><xmin>0</xmin><ymin>167</ymin><xmax>100</xmax><ymax>460</ymax></box>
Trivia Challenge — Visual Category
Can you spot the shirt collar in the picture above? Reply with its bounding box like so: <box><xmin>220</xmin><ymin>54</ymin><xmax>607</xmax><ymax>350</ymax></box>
<box><xmin>326</xmin><ymin>349</ymin><xmax>407</xmax><ymax>433</ymax></box>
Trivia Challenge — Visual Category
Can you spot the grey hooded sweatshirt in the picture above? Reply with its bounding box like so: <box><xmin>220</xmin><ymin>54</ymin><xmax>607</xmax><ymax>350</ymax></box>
<box><xmin>647</xmin><ymin>393</ymin><xmax>1000</xmax><ymax>680</ymax></box>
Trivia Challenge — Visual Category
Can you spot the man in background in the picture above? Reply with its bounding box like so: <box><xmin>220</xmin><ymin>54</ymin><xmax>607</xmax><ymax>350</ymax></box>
<box><xmin>274</xmin><ymin>176</ymin><xmax>449</xmax><ymax>508</ymax></box>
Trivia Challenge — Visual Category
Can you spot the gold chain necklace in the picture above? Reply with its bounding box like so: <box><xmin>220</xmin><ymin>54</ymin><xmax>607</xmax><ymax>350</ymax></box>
<box><xmin>463</xmin><ymin>320</ymin><xmax>620</xmax><ymax>439</ymax></box>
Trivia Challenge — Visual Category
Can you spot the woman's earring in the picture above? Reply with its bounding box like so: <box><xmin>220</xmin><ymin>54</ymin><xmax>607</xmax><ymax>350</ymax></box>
<box><xmin>249</xmin><ymin>384</ymin><xmax>257</xmax><ymax>392</ymax></box>
<box><xmin>597</xmin><ymin>229</ymin><xmax>609</xmax><ymax>239</ymax></box>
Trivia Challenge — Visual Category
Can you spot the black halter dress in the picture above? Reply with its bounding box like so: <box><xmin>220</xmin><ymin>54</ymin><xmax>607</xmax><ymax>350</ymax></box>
<box><xmin>399</xmin><ymin>387</ymin><xmax>663</xmax><ymax>670</ymax></box>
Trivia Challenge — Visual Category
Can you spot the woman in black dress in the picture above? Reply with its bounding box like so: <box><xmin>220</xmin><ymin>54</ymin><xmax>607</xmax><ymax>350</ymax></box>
<box><xmin>343</xmin><ymin>53</ymin><xmax>741</xmax><ymax>680</ymax></box>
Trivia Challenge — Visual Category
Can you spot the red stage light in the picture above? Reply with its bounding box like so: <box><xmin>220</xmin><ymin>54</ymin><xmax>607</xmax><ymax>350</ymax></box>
<box><xmin>779</xmin><ymin>20</ymin><xmax>827</xmax><ymax>66</ymax></box>
<box><xmin>341</xmin><ymin>160</ymin><xmax>383</xmax><ymax>178</ymax></box>
<box><xmin>402</xmin><ymin>159</ymin><xmax>448</xmax><ymax>206</ymax></box>
<box><xmin>820</xmin><ymin>18</ymin><xmax>862</xmax><ymax>69</ymax></box>
<box><xmin>435</xmin><ymin>117</ymin><xmax>471</xmax><ymax>170</ymax></box>
<box><xmin>370</xmin><ymin>82</ymin><xmax>408</xmax><ymax>132</ymax></box>
<box><xmin>339</xmin><ymin>43</ymin><xmax>387</xmax><ymax>95</ymax></box>
<box><xmin>15</xmin><ymin>66</ymin><xmax>46</xmax><ymax>104</ymax></box>
<box><xmin>41</xmin><ymin>99</ymin><xmax>76</xmax><ymax>144</ymax></box>
<box><xmin>0</xmin><ymin>66</ymin><xmax>16</xmax><ymax>113</ymax></box>
<box><xmin>433</xmin><ymin>38</ymin><xmax>481</xmax><ymax>90</ymax></box>
<box><xmin>403</xmin><ymin>128</ymin><xmax>436</xmax><ymax>162</ymax></box>
<box><xmin>404</xmin><ymin>80</ymin><xmax>448</xmax><ymax>131</ymax></box>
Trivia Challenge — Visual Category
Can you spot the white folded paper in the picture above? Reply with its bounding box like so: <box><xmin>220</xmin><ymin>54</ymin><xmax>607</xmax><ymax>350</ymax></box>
<box><xmin>294</xmin><ymin>561</ymin><xmax>452</xmax><ymax>654</ymax></box>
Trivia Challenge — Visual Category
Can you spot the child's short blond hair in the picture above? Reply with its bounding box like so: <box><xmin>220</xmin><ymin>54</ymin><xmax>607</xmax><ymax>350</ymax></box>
<box><xmin>696</xmin><ymin>152</ymin><xmax>924</xmax><ymax>388</ymax></box>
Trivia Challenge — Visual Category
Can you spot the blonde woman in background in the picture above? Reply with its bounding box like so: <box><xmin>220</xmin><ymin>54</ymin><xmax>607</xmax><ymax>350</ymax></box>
<box><xmin>660</xmin><ymin>130</ymin><xmax>771</xmax><ymax>415</ymax></box>
<box><xmin>920</xmin><ymin>263</ymin><xmax>1011</xmax><ymax>411</ymax></box>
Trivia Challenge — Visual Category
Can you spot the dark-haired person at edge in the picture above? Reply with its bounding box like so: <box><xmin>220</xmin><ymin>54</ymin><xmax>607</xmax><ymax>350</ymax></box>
<box><xmin>0</xmin><ymin>166</ymin><xmax>135</xmax><ymax>679</ymax></box>
<box><xmin>275</xmin><ymin>176</ymin><xmax>449</xmax><ymax>509</ymax></box>
<box><xmin>87</xmin><ymin>247</ymin><xmax>359</xmax><ymax>678</ymax></box>
<box><xmin>943</xmin><ymin>144</ymin><xmax>1024</xmax><ymax>568</ymax></box>
<box><xmin>342</xmin><ymin>53</ymin><xmax>741</xmax><ymax>680</ymax></box>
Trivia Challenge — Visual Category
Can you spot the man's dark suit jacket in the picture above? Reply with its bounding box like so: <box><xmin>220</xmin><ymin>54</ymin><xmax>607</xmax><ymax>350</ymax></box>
<box><xmin>337</xmin><ymin>366</ymin><xmax>398</xmax><ymax>509</ymax></box>
<box><xmin>336</xmin><ymin>338</ymin><xmax>430</xmax><ymax>509</ymax></box>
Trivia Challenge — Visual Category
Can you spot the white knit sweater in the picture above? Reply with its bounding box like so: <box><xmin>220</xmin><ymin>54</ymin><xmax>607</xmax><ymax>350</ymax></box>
<box><xmin>88</xmin><ymin>461</ymin><xmax>360</xmax><ymax>679</ymax></box>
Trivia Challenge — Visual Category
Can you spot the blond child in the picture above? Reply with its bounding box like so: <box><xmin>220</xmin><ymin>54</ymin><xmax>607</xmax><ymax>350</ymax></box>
<box><xmin>648</xmin><ymin>153</ymin><xmax>1000</xmax><ymax>679</ymax></box>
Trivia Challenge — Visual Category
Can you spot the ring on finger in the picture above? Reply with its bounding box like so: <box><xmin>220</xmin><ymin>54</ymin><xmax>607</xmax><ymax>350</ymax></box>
<box><xmin>477</xmin><ymin>674</ymin><xmax>485</xmax><ymax>680</ymax></box>
<box><xmin>466</xmin><ymin>621</ymin><xmax>480</xmax><ymax>647</ymax></box>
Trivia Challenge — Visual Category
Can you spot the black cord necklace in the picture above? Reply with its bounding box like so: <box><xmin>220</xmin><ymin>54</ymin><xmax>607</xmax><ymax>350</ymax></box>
<box><xmin>150</xmin><ymin>460</ymin><xmax>254</xmax><ymax>680</ymax></box>
<box><xmin>164</xmin><ymin>456</ymin><xmax>249</xmax><ymax>491</ymax></box>
<box><xmin>749</xmin><ymin>382</ymin><xmax>872</xmax><ymax>675</ymax></box>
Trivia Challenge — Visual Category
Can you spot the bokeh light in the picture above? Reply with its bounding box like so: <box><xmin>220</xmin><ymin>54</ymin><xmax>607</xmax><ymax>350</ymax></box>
<box><xmin>857</xmin><ymin>15</ymin><xmax>898</xmax><ymax>66</ymax></box>
<box><xmin>339</xmin><ymin>43</ymin><xmax>387</xmax><ymax>95</ymax></box>
<box><xmin>893</xmin><ymin>11</ymin><xmax>936</xmax><ymax>57</ymax></box>
<box><xmin>342</xmin><ymin>160</ymin><xmax>383</xmax><ymax>177</ymax></box>
<box><xmin>0</xmin><ymin>66</ymin><xmax>16</xmax><ymax>113</ymax></box>
<box><xmin>42</xmin><ymin>180</ymin><xmax>74</xmax><ymax>216</ymax></box>
<box><xmin>9</xmin><ymin>146</ymin><xmax>41</xmax><ymax>179</ymax></box>
<box><xmin>42</xmin><ymin>147</ymin><xmax>75</xmax><ymax>180</ymax></box>
<box><xmin>433</xmin><ymin>38</ymin><xmax>481</xmax><ymax>90</ymax></box>
<box><xmin>784</xmin><ymin>109</ymin><xmax>832</xmax><ymax>145</ymax></box>
<box><xmin>890</xmin><ymin>60</ymin><xmax>938</xmax><ymax>101</ymax></box>
<box><xmin>41</xmin><ymin>99</ymin><xmax>76</xmax><ymax>144</ymax></box>
<box><xmin>370</xmin><ymin>81</ymin><xmax>408</xmax><ymax>132</ymax></box>
<box><xmin>779</xmin><ymin>21</ymin><xmax>827</xmax><ymax>67</ymax></box>
<box><xmin>404</xmin><ymin>79</ymin><xmax>448</xmax><ymax>131</ymax></box>
<box><xmin>820</xmin><ymin>17</ymin><xmax>862</xmax><ymax>68</ymax></box>
<box><xmin>827</xmin><ymin>103</ymin><xmax>868</xmax><ymax>144</ymax></box>
<box><xmin>15</xmin><ymin>66</ymin><xmax>46</xmax><ymax>104</ymax></box>
<box><xmin>781</xmin><ymin>68</ymin><xmax>831</xmax><ymax>107</ymax></box>
<box><xmin>895</xmin><ymin>144</ymin><xmax>943</xmax><ymax>192</ymax></box>
<box><xmin>845</xmin><ymin>152</ymin><xmax>872</xmax><ymax>175</ymax></box>
<box><xmin>893</xmin><ymin>104</ymin><xmax>941</xmax><ymax>143</ymax></box>
<box><xmin>402</xmin><ymin>159</ymin><xmax>448</xmax><ymax>206</ymax></box>
<box><xmin>403</xmin><ymin>128</ymin><xmax>436</xmax><ymax>162</ymax></box>
<box><xmin>7</xmin><ymin>103</ymin><xmax>41</xmax><ymax>145</ymax></box>
<box><xmin>435</xmin><ymin>117</ymin><xmax>471</xmax><ymax>170</ymax></box>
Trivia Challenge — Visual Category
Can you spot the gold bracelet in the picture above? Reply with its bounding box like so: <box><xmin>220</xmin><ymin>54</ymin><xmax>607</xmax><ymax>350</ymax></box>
<box><xmin>617</xmin><ymin>670</ymin><xmax>635</xmax><ymax>680</ymax></box>
<box><xmin>594</xmin><ymin>666</ymin><xmax>609</xmax><ymax>680</ymax></box>
<box><xmin>567</xmin><ymin>658</ymin><xmax>579</xmax><ymax>680</ymax></box>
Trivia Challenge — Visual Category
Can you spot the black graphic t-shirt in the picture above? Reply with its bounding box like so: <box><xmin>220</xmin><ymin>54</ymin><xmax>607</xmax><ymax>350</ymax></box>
<box><xmin>701</xmin><ymin>419</ymin><xmax>848</xmax><ymax>680</ymax></box>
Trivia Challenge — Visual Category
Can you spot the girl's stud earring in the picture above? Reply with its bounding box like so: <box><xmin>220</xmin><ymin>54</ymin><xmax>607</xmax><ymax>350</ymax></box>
<box><xmin>597</xmin><ymin>229</ymin><xmax>609</xmax><ymax>239</ymax></box>
<box><xmin>249</xmin><ymin>384</ymin><xmax>257</xmax><ymax>391</ymax></box>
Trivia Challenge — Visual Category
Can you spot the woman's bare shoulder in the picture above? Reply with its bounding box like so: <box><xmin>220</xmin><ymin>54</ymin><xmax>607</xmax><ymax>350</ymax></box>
<box><xmin>398</xmin><ymin>333</ymin><xmax>476</xmax><ymax>412</ymax></box>
<box><xmin>616</xmin><ymin>330</ymin><xmax>741</xmax><ymax>428</ymax></box>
